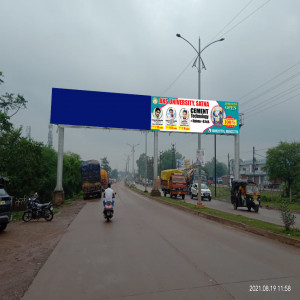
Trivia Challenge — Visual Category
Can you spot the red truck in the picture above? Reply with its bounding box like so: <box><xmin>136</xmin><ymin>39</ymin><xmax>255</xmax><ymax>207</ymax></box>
<box><xmin>161</xmin><ymin>169</ymin><xmax>187</xmax><ymax>200</ymax></box>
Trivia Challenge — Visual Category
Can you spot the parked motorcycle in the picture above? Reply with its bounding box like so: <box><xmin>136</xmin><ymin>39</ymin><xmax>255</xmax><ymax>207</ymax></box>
<box><xmin>22</xmin><ymin>197</ymin><xmax>54</xmax><ymax>222</ymax></box>
<box><xmin>103</xmin><ymin>200</ymin><xmax>114</xmax><ymax>222</ymax></box>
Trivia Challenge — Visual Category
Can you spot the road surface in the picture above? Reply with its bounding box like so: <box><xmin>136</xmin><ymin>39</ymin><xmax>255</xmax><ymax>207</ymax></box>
<box><xmin>23</xmin><ymin>183</ymin><xmax>300</xmax><ymax>299</ymax></box>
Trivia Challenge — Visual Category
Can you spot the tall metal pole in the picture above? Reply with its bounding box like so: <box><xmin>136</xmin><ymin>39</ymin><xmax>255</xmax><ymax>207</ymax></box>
<box><xmin>253</xmin><ymin>146</ymin><xmax>255</xmax><ymax>182</ymax></box>
<box><xmin>234</xmin><ymin>134</ymin><xmax>240</xmax><ymax>180</ymax></box>
<box><xmin>214</xmin><ymin>134</ymin><xmax>217</xmax><ymax>197</ymax></box>
<box><xmin>144</xmin><ymin>132</ymin><xmax>148</xmax><ymax>192</ymax></box>
<box><xmin>53</xmin><ymin>125</ymin><xmax>65</xmax><ymax>205</ymax></box>
<box><xmin>176</xmin><ymin>34</ymin><xmax>224</xmax><ymax>207</ymax></box>
<box><xmin>151</xmin><ymin>131</ymin><xmax>161</xmax><ymax>196</ymax></box>
<box><xmin>55</xmin><ymin>126</ymin><xmax>64</xmax><ymax>191</ymax></box>
<box><xmin>197</xmin><ymin>36</ymin><xmax>203</xmax><ymax>207</ymax></box>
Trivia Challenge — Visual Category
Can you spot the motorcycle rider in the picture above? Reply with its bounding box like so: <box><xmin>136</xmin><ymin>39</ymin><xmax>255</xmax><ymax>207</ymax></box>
<box><xmin>103</xmin><ymin>183</ymin><xmax>115</xmax><ymax>208</ymax></box>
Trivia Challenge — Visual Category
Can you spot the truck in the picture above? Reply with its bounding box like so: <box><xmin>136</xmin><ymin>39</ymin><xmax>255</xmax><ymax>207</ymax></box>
<box><xmin>0</xmin><ymin>176</ymin><xmax>12</xmax><ymax>232</ymax></box>
<box><xmin>101</xmin><ymin>169</ymin><xmax>109</xmax><ymax>192</ymax></box>
<box><xmin>185</xmin><ymin>168</ymin><xmax>197</xmax><ymax>195</ymax></box>
<box><xmin>161</xmin><ymin>169</ymin><xmax>187</xmax><ymax>199</ymax></box>
<box><xmin>185</xmin><ymin>168</ymin><xmax>208</xmax><ymax>194</ymax></box>
<box><xmin>80</xmin><ymin>160</ymin><xmax>102</xmax><ymax>200</ymax></box>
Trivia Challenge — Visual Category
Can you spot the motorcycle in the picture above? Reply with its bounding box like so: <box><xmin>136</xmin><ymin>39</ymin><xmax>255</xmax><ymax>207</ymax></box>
<box><xmin>103</xmin><ymin>200</ymin><xmax>114</xmax><ymax>222</ymax></box>
<box><xmin>22</xmin><ymin>197</ymin><xmax>54</xmax><ymax>222</ymax></box>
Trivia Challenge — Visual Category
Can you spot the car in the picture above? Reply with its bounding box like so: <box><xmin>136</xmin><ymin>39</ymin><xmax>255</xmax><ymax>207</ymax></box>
<box><xmin>0</xmin><ymin>177</ymin><xmax>12</xmax><ymax>232</ymax></box>
<box><xmin>190</xmin><ymin>182</ymin><xmax>212</xmax><ymax>201</ymax></box>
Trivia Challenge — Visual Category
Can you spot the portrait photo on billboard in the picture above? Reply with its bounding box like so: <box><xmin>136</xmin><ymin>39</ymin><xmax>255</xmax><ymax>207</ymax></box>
<box><xmin>166</xmin><ymin>107</ymin><xmax>176</xmax><ymax>120</ymax></box>
<box><xmin>152</xmin><ymin>107</ymin><xmax>162</xmax><ymax>120</ymax></box>
<box><xmin>211</xmin><ymin>105</ymin><xmax>226</xmax><ymax>127</ymax></box>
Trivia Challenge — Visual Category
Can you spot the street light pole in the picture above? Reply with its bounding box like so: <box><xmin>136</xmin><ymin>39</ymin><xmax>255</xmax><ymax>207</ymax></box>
<box><xmin>176</xmin><ymin>34</ymin><xmax>224</xmax><ymax>207</ymax></box>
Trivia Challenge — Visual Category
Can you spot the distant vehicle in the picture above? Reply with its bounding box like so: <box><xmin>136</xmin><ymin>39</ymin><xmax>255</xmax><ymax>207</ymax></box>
<box><xmin>185</xmin><ymin>169</ymin><xmax>196</xmax><ymax>195</ymax></box>
<box><xmin>230</xmin><ymin>180</ymin><xmax>260</xmax><ymax>212</ymax></box>
<box><xmin>0</xmin><ymin>176</ymin><xmax>12</xmax><ymax>232</ymax></box>
<box><xmin>101</xmin><ymin>169</ymin><xmax>109</xmax><ymax>191</ymax></box>
<box><xmin>185</xmin><ymin>168</ymin><xmax>208</xmax><ymax>194</ymax></box>
<box><xmin>190</xmin><ymin>182</ymin><xmax>212</xmax><ymax>201</ymax></box>
<box><xmin>161</xmin><ymin>169</ymin><xmax>187</xmax><ymax>199</ymax></box>
<box><xmin>217</xmin><ymin>178</ymin><xmax>223</xmax><ymax>184</ymax></box>
<box><xmin>80</xmin><ymin>160</ymin><xmax>102</xmax><ymax>200</ymax></box>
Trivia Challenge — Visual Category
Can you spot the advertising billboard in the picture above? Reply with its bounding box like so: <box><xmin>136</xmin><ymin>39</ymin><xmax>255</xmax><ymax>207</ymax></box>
<box><xmin>150</xmin><ymin>96</ymin><xmax>239</xmax><ymax>135</ymax></box>
<box><xmin>51</xmin><ymin>88</ymin><xmax>239</xmax><ymax>135</ymax></box>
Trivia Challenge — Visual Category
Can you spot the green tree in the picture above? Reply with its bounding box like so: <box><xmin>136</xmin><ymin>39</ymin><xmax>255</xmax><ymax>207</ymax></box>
<box><xmin>203</xmin><ymin>158</ymin><xmax>228</xmax><ymax>180</ymax></box>
<box><xmin>110</xmin><ymin>169</ymin><xmax>119</xmax><ymax>179</ymax></box>
<box><xmin>101</xmin><ymin>157</ymin><xmax>111</xmax><ymax>176</ymax></box>
<box><xmin>0</xmin><ymin>71</ymin><xmax>27</xmax><ymax>133</ymax></box>
<box><xmin>38</xmin><ymin>146</ymin><xmax>57</xmax><ymax>202</ymax></box>
<box><xmin>264</xmin><ymin>142</ymin><xmax>300</xmax><ymax>201</ymax></box>
<box><xmin>63</xmin><ymin>152</ymin><xmax>82</xmax><ymax>198</ymax></box>
<box><xmin>159</xmin><ymin>149</ymin><xmax>183</xmax><ymax>172</ymax></box>
<box><xmin>136</xmin><ymin>153</ymin><xmax>148</xmax><ymax>178</ymax></box>
<box><xmin>0</xmin><ymin>130</ymin><xmax>43</xmax><ymax>197</ymax></box>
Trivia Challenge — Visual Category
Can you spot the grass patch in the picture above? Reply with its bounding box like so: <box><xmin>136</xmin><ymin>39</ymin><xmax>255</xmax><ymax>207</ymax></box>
<box><xmin>132</xmin><ymin>186</ymin><xmax>300</xmax><ymax>240</ymax></box>
<box><xmin>11</xmin><ymin>211</ymin><xmax>24</xmax><ymax>221</ymax></box>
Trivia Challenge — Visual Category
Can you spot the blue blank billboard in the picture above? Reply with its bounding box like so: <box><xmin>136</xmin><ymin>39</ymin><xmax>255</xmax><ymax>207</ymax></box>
<box><xmin>50</xmin><ymin>88</ymin><xmax>151</xmax><ymax>130</ymax></box>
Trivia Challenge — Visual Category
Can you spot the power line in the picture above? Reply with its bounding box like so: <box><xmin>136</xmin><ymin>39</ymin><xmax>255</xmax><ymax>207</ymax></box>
<box><xmin>240</xmin><ymin>71</ymin><xmax>300</xmax><ymax>109</ymax></box>
<box><xmin>245</xmin><ymin>92</ymin><xmax>300</xmax><ymax>119</ymax></box>
<box><xmin>256</xmin><ymin>153</ymin><xmax>266</xmax><ymax>159</ymax></box>
<box><xmin>160</xmin><ymin>55</ymin><xmax>196</xmax><ymax>96</ymax></box>
<box><xmin>209</xmin><ymin>0</ymin><xmax>255</xmax><ymax>43</ymax></box>
<box><xmin>239</xmin><ymin>61</ymin><xmax>300</xmax><ymax>102</ymax></box>
<box><xmin>244</xmin><ymin>83</ymin><xmax>300</xmax><ymax>114</ymax></box>
<box><xmin>220</xmin><ymin>0</ymin><xmax>272</xmax><ymax>37</ymax></box>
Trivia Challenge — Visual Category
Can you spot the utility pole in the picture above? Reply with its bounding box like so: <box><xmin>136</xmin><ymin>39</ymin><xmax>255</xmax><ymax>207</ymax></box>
<box><xmin>228</xmin><ymin>153</ymin><xmax>230</xmax><ymax>177</ymax></box>
<box><xmin>26</xmin><ymin>126</ymin><xmax>31</xmax><ymax>140</ymax></box>
<box><xmin>127</xmin><ymin>143</ymin><xmax>139</xmax><ymax>180</ymax></box>
<box><xmin>48</xmin><ymin>124</ymin><xmax>53</xmax><ymax>148</ymax></box>
<box><xmin>171</xmin><ymin>143</ymin><xmax>176</xmax><ymax>169</ymax></box>
<box><xmin>159</xmin><ymin>151</ymin><xmax>163</xmax><ymax>175</ymax></box>
<box><xmin>253</xmin><ymin>146</ymin><xmax>256</xmax><ymax>183</ymax></box>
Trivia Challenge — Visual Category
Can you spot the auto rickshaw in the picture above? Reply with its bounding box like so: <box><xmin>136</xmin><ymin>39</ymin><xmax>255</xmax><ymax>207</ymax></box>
<box><xmin>231</xmin><ymin>180</ymin><xmax>260</xmax><ymax>212</ymax></box>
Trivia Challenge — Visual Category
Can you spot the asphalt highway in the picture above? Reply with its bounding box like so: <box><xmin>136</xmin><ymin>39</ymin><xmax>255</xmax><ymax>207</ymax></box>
<box><xmin>23</xmin><ymin>183</ymin><xmax>300</xmax><ymax>299</ymax></box>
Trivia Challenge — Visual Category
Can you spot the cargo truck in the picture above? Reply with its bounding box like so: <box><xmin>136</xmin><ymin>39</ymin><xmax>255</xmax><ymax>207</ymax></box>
<box><xmin>161</xmin><ymin>169</ymin><xmax>187</xmax><ymax>199</ymax></box>
<box><xmin>80</xmin><ymin>160</ymin><xmax>102</xmax><ymax>200</ymax></box>
<box><xmin>101</xmin><ymin>169</ymin><xmax>109</xmax><ymax>192</ymax></box>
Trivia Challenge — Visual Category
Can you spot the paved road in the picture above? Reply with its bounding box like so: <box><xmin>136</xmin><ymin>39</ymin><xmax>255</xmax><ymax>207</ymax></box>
<box><xmin>136</xmin><ymin>184</ymin><xmax>300</xmax><ymax>229</ymax></box>
<box><xmin>23</xmin><ymin>183</ymin><xmax>300</xmax><ymax>299</ymax></box>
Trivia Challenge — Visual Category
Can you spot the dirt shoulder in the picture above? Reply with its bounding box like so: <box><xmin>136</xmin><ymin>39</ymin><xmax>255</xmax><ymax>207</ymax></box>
<box><xmin>0</xmin><ymin>199</ymin><xmax>86</xmax><ymax>300</ymax></box>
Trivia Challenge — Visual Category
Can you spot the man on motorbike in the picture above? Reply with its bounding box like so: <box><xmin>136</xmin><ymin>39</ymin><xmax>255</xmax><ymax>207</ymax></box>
<box><xmin>103</xmin><ymin>183</ymin><xmax>115</xmax><ymax>207</ymax></box>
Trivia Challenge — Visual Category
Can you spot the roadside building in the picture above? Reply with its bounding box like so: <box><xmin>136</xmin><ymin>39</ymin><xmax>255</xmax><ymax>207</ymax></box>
<box><xmin>239</xmin><ymin>159</ymin><xmax>267</xmax><ymax>185</ymax></box>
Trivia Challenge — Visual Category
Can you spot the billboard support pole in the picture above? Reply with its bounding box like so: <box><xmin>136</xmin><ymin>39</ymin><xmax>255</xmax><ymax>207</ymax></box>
<box><xmin>53</xmin><ymin>125</ymin><xmax>65</xmax><ymax>205</ymax></box>
<box><xmin>234</xmin><ymin>134</ymin><xmax>240</xmax><ymax>180</ymax></box>
<box><xmin>144</xmin><ymin>132</ymin><xmax>148</xmax><ymax>192</ymax></box>
<box><xmin>151</xmin><ymin>131</ymin><xmax>161</xmax><ymax>196</ymax></box>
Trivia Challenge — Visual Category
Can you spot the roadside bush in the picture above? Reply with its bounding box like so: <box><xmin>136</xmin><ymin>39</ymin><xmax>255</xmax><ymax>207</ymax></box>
<box><xmin>280</xmin><ymin>199</ymin><xmax>296</xmax><ymax>231</ymax></box>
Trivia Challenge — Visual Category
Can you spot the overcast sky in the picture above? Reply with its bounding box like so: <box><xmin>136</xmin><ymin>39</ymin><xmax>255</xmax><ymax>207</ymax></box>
<box><xmin>1</xmin><ymin>0</ymin><xmax>300</xmax><ymax>172</ymax></box>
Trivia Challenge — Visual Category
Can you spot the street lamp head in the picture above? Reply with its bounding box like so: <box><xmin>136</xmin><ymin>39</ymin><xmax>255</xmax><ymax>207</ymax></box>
<box><xmin>176</xmin><ymin>33</ymin><xmax>181</xmax><ymax>38</ymax></box>
<box><xmin>219</xmin><ymin>38</ymin><xmax>225</xmax><ymax>41</ymax></box>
